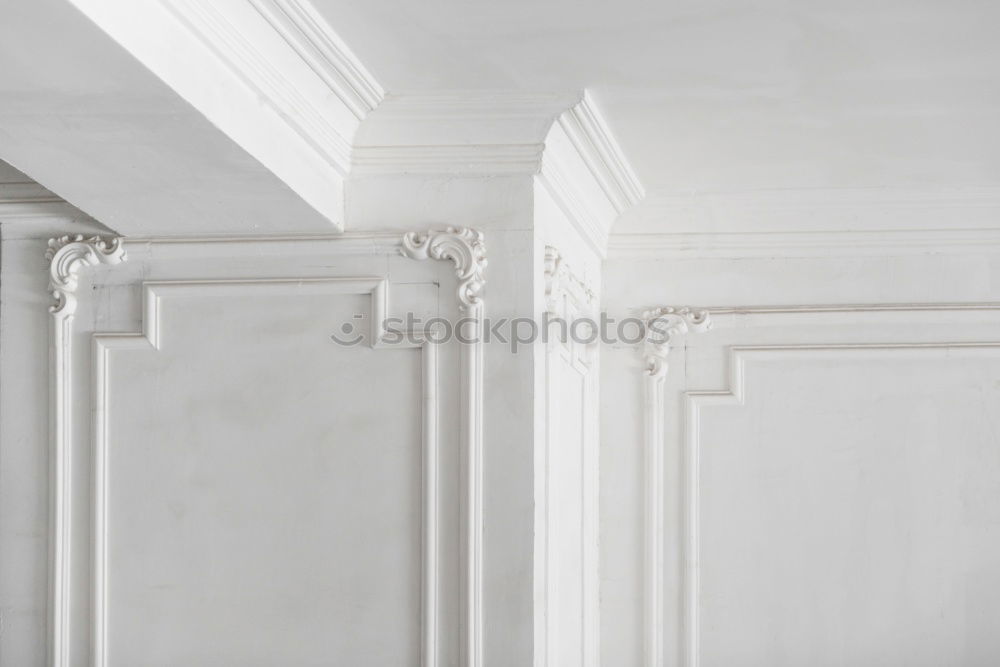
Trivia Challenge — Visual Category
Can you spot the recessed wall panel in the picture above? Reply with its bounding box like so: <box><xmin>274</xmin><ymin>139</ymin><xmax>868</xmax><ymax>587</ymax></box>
<box><xmin>102</xmin><ymin>290</ymin><xmax>422</xmax><ymax>666</ymax></box>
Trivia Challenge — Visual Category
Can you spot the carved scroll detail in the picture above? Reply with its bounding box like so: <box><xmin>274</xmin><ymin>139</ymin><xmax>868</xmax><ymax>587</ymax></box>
<box><xmin>641</xmin><ymin>306</ymin><xmax>711</xmax><ymax>377</ymax></box>
<box><xmin>46</xmin><ymin>235</ymin><xmax>127</xmax><ymax>318</ymax></box>
<box><xmin>401</xmin><ymin>227</ymin><xmax>486</xmax><ymax>312</ymax></box>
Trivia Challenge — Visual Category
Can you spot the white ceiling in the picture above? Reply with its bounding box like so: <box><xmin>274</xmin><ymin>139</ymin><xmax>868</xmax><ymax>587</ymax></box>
<box><xmin>314</xmin><ymin>0</ymin><xmax>1000</xmax><ymax>232</ymax></box>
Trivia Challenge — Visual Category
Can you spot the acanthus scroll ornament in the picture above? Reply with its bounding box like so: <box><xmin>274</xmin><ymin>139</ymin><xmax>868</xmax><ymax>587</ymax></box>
<box><xmin>46</xmin><ymin>235</ymin><xmax>127</xmax><ymax>318</ymax></box>
<box><xmin>641</xmin><ymin>306</ymin><xmax>712</xmax><ymax>377</ymax></box>
<box><xmin>401</xmin><ymin>227</ymin><xmax>487</xmax><ymax>312</ymax></box>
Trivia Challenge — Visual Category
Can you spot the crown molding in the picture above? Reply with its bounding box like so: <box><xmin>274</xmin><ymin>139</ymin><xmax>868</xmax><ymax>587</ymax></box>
<box><xmin>613</xmin><ymin>186</ymin><xmax>1000</xmax><ymax>245</ymax></box>
<box><xmin>354</xmin><ymin>91</ymin><xmax>644</xmax><ymax>257</ymax></box>
<box><xmin>352</xmin><ymin>144</ymin><xmax>544</xmax><ymax>175</ymax></box>
<box><xmin>247</xmin><ymin>0</ymin><xmax>384</xmax><ymax>119</ymax></box>
<box><xmin>0</xmin><ymin>183</ymin><xmax>84</xmax><ymax>221</ymax></box>
<box><xmin>538</xmin><ymin>93</ymin><xmax>645</xmax><ymax>257</ymax></box>
<box><xmin>163</xmin><ymin>0</ymin><xmax>380</xmax><ymax>174</ymax></box>
<box><xmin>0</xmin><ymin>201</ymin><xmax>82</xmax><ymax>221</ymax></box>
<box><xmin>64</xmin><ymin>0</ymin><xmax>386</xmax><ymax>229</ymax></box>
<box><xmin>371</xmin><ymin>91</ymin><xmax>581</xmax><ymax>119</ymax></box>
<box><xmin>609</xmin><ymin>228</ymin><xmax>1000</xmax><ymax>259</ymax></box>
<box><xmin>351</xmin><ymin>91</ymin><xmax>575</xmax><ymax>173</ymax></box>
<box><xmin>0</xmin><ymin>181</ymin><xmax>58</xmax><ymax>201</ymax></box>
<box><xmin>636</xmin><ymin>185</ymin><xmax>1000</xmax><ymax>212</ymax></box>
<box><xmin>552</xmin><ymin>92</ymin><xmax>645</xmax><ymax>214</ymax></box>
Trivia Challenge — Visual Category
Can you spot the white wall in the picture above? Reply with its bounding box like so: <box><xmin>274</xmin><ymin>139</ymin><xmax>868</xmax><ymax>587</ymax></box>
<box><xmin>1</xmin><ymin>212</ymin><xmax>110</xmax><ymax>665</ymax></box>
<box><xmin>9</xmin><ymin>182</ymin><xmax>1000</xmax><ymax>667</ymax></box>
<box><xmin>1</xmin><ymin>233</ymin><xmax>56</xmax><ymax>665</ymax></box>
<box><xmin>534</xmin><ymin>184</ymin><xmax>602</xmax><ymax>667</ymax></box>
<box><xmin>601</xmin><ymin>244</ymin><xmax>1000</xmax><ymax>666</ymax></box>
<box><xmin>37</xmin><ymin>231</ymin><xmax>483</xmax><ymax>666</ymax></box>
<box><xmin>1</xmin><ymin>166</ymin><xmax>606</xmax><ymax>667</ymax></box>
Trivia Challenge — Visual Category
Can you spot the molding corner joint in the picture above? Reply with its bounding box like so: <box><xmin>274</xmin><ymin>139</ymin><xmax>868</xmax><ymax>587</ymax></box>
<box><xmin>641</xmin><ymin>306</ymin><xmax>711</xmax><ymax>377</ymax></box>
<box><xmin>401</xmin><ymin>227</ymin><xmax>487</xmax><ymax>312</ymax></box>
<box><xmin>46</xmin><ymin>235</ymin><xmax>127</xmax><ymax>318</ymax></box>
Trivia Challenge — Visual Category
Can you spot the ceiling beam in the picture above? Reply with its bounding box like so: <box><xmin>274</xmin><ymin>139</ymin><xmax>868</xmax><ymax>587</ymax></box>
<box><xmin>0</xmin><ymin>0</ymin><xmax>383</xmax><ymax>235</ymax></box>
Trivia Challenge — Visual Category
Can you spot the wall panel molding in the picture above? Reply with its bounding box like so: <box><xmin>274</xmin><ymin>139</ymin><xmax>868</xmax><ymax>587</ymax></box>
<box><xmin>90</xmin><ymin>278</ymin><xmax>401</xmax><ymax>667</ymax></box>
<box><xmin>638</xmin><ymin>305</ymin><xmax>711</xmax><ymax>667</ymax></box>
<box><xmin>46</xmin><ymin>235</ymin><xmax>127</xmax><ymax>667</ymax></box>
<box><xmin>401</xmin><ymin>226</ymin><xmax>487</xmax><ymax>667</ymax></box>
<box><xmin>47</xmin><ymin>228</ymin><xmax>486</xmax><ymax>667</ymax></box>
<box><xmin>402</xmin><ymin>227</ymin><xmax>487</xmax><ymax>312</ymax></box>
<box><xmin>641</xmin><ymin>307</ymin><xmax>711</xmax><ymax>379</ymax></box>
<box><xmin>46</xmin><ymin>236</ymin><xmax>127</xmax><ymax>318</ymax></box>
<box><xmin>637</xmin><ymin>302</ymin><xmax>1000</xmax><ymax>667</ymax></box>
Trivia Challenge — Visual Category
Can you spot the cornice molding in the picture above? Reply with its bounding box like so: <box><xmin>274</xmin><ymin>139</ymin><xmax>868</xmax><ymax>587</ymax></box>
<box><xmin>634</xmin><ymin>185</ymin><xmax>1000</xmax><ymax>213</ymax></box>
<box><xmin>351</xmin><ymin>91</ymin><xmax>573</xmax><ymax>175</ymax></box>
<box><xmin>536</xmin><ymin>156</ymin><xmax>610</xmax><ymax>254</ymax></box>
<box><xmin>164</xmin><ymin>0</ymin><xmax>375</xmax><ymax>174</ymax></box>
<box><xmin>538</xmin><ymin>93</ymin><xmax>645</xmax><ymax>257</ymax></box>
<box><xmin>46</xmin><ymin>235</ymin><xmax>127</xmax><ymax>318</ymax></box>
<box><xmin>641</xmin><ymin>306</ymin><xmax>712</xmax><ymax>378</ymax></box>
<box><xmin>352</xmin><ymin>144</ymin><xmax>544</xmax><ymax>175</ymax></box>
<box><xmin>552</xmin><ymin>92</ymin><xmax>645</xmax><ymax>214</ymax></box>
<box><xmin>0</xmin><ymin>201</ymin><xmax>79</xmax><ymax>221</ymax></box>
<box><xmin>609</xmin><ymin>228</ymin><xmax>1000</xmax><ymax>259</ymax></box>
<box><xmin>401</xmin><ymin>227</ymin><xmax>487</xmax><ymax>312</ymax></box>
<box><xmin>353</xmin><ymin>92</ymin><xmax>645</xmax><ymax>257</ymax></box>
<box><xmin>0</xmin><ymin>184</ymin><xmax>85</xmax><ymax>220</ymax></box>
<box><xmin>544</xmin><ymin>245</ymin><xmax>597</xmax><ymax>315</ymax></box>
<box><xmin>0</xmin><ymin>181</ymin><xmax>60</xmax><ymax>202</ymax></box>
<box><xmin>58</xmin><ymin>0</ymin><xmax>382</xmax><ymax>227</ymax></box>
<box><xmin>248</xmin><ymin>0</ymin><xmax>384</xmax><ymax>119</ymax></box>
<box><xmin>370</xmin><ymin>91</ymin><xmax>580</xmax><ymax>119</ymax></box>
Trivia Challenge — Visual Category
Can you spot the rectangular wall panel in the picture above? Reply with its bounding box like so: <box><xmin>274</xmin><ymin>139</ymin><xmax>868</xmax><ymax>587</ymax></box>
<box><xmin>46</xmin><ymin>231</ymin><xmax>485</xmax><ymax>667</ymax></box>
<box><xmin>638</xmin><ymin>305</ymin><xmax>1000</xmax><ymax>667</ymax></box>
<box><xmin>99</xmin><ymin>288</ymin><xmax>421</xmax><ymax>665</ymax></box>
<box><xmin>688</xmin><ymin>346</ymin><xmax>1000</xmax><ymax>667</ymax></box>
